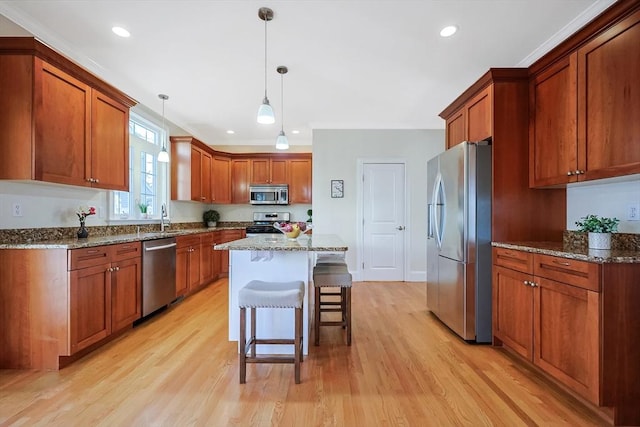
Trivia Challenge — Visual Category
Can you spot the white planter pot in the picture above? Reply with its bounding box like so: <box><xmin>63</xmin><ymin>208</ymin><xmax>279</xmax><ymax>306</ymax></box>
<box><xmin>207</xmin><ymin>221</ymin><xmax>217</xmax><ymax>228</ymax></box>
<box><xmin>588</xmin><ymin>232</ymin><xmax>611</xmax><ymax>250</ymax></box>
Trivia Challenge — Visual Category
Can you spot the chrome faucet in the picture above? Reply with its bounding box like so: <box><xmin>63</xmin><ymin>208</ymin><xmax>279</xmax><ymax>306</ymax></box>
<box><xmin>160</xmin><ymin>203</ymin><xmax>171</xmax><ymax>232</ymax></box>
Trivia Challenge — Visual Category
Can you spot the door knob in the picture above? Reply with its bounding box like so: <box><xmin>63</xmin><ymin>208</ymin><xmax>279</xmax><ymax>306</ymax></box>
<box><xmin>396</xmin><ymin>226</ymin><xmax>405</xmax><ymax>230</ymax></box>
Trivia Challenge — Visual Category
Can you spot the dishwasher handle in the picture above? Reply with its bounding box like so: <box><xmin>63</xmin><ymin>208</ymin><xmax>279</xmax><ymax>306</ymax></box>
<box><xmin>144</xmin><ymin>242</ymin><xmax>177</xmax><ymax>252</ymax></box>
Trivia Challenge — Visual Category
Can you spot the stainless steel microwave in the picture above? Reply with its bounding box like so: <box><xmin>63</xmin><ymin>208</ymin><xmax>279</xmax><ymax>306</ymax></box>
<box><xmin>249</xmin><ymin>184</ymin><xmax>289</xmax><ymax>205</ymax></box>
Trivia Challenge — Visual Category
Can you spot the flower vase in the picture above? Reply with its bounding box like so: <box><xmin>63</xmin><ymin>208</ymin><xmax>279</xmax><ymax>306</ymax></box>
<box><xmin>77</xmin><ymin>221</ymin><xmax>89</xmax><ymax>239</ymax></box>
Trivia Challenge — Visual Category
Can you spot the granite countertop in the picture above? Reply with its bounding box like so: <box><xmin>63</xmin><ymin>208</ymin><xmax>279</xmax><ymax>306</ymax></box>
<box><xmin>0</xmin><ymin>227</ymin><xmax>245</xmax><ymax>250</ymax></box>
<box><xmin>214</xmin><ymin>234</ymin><xmax>348</xmax><ymax>252</ymax></box>
<box><xmin>492</xmin><ymin>241</ymin><xmax>640</xmax><ymax>263</ymax></box>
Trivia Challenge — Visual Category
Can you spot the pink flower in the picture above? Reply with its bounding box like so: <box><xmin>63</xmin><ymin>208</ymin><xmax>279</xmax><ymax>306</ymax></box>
<box><xmin>76</xmin><ymin>206</ymin><xmax>96</xmax><ymax>221</ymax></box>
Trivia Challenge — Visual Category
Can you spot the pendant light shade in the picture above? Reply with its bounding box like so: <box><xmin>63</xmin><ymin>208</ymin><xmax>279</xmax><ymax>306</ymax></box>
<box><xmin>257</xmin><ymin>8</ymin><xmax>275</xmax><ymax>124</ymax></box>
<box><xmin>275</xmin><ymin>66</ymin><xmax>289</xmax><ymax>150</ymax></box>
<box><xmin>157</xmin><ymin>94</ymin><xmax>170</xmax><ymax>163</ymax></box>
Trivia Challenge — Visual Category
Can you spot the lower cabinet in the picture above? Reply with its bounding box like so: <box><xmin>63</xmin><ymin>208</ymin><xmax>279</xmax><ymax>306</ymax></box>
<box><xmin>493</xmin><ymin>247</ymin><xmax>640</xmax><ymax>425</ymax></box>
<box><xmin>219</xmin><ymin>229</ymin><xmax>244</xmax><ymax>275</ymax></box>
<box><xmin>68</xmin><ymin>242</ymin><xmax>141</xmax><ymax>355</ymax></box>
<box><xmin>176</xmin><ymin>235</ymin><xmax>201</xmax><ymax>296</ymax></box>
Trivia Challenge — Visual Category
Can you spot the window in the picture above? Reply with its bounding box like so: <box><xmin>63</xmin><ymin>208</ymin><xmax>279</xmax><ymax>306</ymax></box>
<box><xmin>110</xmin><ymin>113</ymin><xmax>168</xmax><ymax>220</ymax></box>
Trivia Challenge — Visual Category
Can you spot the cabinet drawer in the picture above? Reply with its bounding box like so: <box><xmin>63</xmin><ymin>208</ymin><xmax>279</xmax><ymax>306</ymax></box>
<box><xmin>493</xmin><ymin>248</ymin><xmax>533</xmax><ymax>273</ymax></box>
<box><xmin>176</xmin><ymin>235</ymin><xmax>201</xmax><ymax>249</ymax></box>
<box><xmin>69</xmin><ymin>246</ymin><xmax>112</xmax><ymax>270</ymax></box>
<box><xmin>533</xmin><ymin>254</ymin><xmax>600</xmax><ymax>292</ymax></box>
<box><xmin>112</xmin><ymin>242</ymin><xmax>141</xmax><ymax>262</ymax></box>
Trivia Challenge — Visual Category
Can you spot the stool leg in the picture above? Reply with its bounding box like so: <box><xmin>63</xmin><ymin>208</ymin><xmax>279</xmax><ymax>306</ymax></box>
<box><xmin>346</xmin><ymin>287</ymin><xmax>352</xmax><ymax>346</ymax></box>
<box><xmin>341</xmin><ymin>288</ymin><xmax>347</xmax><ymax>327</ymax></box>
<box><xmin>250</xmin><ymin>307</ymin><xmax>257</xmax><ymax>358</ymax></box>
<box><xmin>314</xmin><ymin>287</ymin><xmax>320</xmax><ymax>346</ymax></box>
<box><xmin>295</xmin><ymin>307</ymin><xmax>302</xmax><ymax>384</ymax></box>
<box><xmin>239</xmin><ymin>307</ymin><xmax>247</xmax><ymax>384</ymax></box>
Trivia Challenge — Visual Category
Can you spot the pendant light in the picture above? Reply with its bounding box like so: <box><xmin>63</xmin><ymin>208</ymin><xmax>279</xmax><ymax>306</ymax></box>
<box><xmin>275</xmin><ymin>66</ymin><xmax>289</xmax><ymax>150</ymax></box>
<box><xmin>157</xmin><ymin>94</ymin><xmax>170</xmax><ymax>163</ymax></box>
<box><xmin>257</xmin><ymin>7</ymin><xmax>275</xmax><ymax>124</ymax></box>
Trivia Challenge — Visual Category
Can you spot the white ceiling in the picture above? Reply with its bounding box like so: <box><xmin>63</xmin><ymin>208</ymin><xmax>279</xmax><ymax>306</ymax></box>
<box><xmin>0</xmin><ymin>0</ymin><xmax>616</xmax><ymax>148</ymax></box>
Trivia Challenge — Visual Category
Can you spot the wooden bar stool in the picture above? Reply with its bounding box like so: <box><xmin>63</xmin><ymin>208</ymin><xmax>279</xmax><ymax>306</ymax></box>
<box><xmin>312</xmin><ymin>264</ymin><xmax>352</xmax><ymax>346</ymax></box>
<box><xmin>238</xmin><ymin>280</ymin><xmax>305</xmax><ymax>384</ymax></box>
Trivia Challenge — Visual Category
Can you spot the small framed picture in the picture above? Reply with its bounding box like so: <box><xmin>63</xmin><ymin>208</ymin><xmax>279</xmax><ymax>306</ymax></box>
<box><xmin>331</xmin><ymin>180</ymin><xmax>344</xmax><ymax>198</ymax></box>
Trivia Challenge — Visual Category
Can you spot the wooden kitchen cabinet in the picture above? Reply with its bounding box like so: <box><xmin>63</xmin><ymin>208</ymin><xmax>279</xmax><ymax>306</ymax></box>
<box><xmin>443</xmin><ymin>86</ymin><xmax>491</xmax><ymax>149</ymax></box>
<box><xmin>528</xmin><ymin>6</ymin><xmax>640</xmax><ymax>187</ymax></box>
<box><xmin>175</xmin><ymin>235</ymin><xmax>201</xmax><ymax>295</ymax></box>
<box><xmin>219</xmin><ymin>229</ymin><xmax>244</xmax><ymax>275</ymax></box>
<box><xmin>212</xmin><ymin>155</ymin><xmax>231</xmax><ymax>203</ymax></box>
<box><xmin>493</xmin><ymin>247</ymin><xmax>600</xmax><ymax>404</ymax></box>
<box><xmin>0</xmin><ymin>38</ymin><xmax>135</xmax><ymax>189</ymax></box>
<box><xmin>171</xmin><ymin>136</ymin><xmax>213</xmax><ymax>203</ymax></box>
<box><xmin>251</xmin><ymin>158</ymin><xmax>288</xmax><ymax>184</ymax></box>
<box><xmin>288</xmin><ymin>158</ymin><xmax>312</xmax><ymax>204</ymax></box>
<box><xmin>110</xmin><ymin>243</ymin><xmax>142</xmax><ymax>332</ymax></box>
<box><xmin>231</xmin><ymin>159</ymin><xmax>251</xmax><ymax>203</ymax></box>
<box><xmin>529</xmin><ymin>54</ymin><xmax>578</xmax><ymax>187</ymax></box>
<box><xmin>200</xmin><ymin>232</ymin><xmax>215</xmax><ymax>285</ymax></box>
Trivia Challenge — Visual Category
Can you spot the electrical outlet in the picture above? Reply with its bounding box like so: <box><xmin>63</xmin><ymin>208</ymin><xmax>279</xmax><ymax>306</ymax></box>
<box><xmin>628</xmin><ymin>202</ymin><xmax>640</xmax><ymax>221</ymax></box>
<box><xmin>12</xmin><ymin>203</ymin><xmax>23</xmax><ymax>217</ymax></box>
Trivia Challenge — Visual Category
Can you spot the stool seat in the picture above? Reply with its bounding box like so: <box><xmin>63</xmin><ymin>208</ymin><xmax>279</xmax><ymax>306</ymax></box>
<box><xmin>313</xmin><ymin>265</ymin><xmax>352</xmax><ymax>288</ymax></box>
<box><xmin>239</xmin><ymin>280</ymin><xmax>304</xmax><ymax>308</ymax></box>
<box><xmin>316</xmin><ymin>253</ymin><xmax>347</xmax><ymax>266</ymax></box>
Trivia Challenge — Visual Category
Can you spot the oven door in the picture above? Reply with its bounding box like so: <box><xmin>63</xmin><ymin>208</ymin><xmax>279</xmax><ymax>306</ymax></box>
<box><xmin>250</xmin><ymin>188</ymin><xmax>277</xmax><ymax>205</ymax></box>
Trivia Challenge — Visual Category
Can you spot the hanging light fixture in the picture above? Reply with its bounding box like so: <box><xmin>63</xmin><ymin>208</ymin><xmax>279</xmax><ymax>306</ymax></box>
<box><xmin>257</xmin><ymin>7</ymin><xmax>275</xmax><ymax>124</ymax></box>
<box><xmin>157</xmin><ymin>94</ymin><xmax>170</xmax><ymax>163</ymax></box>
<box><xmin>275</xmin><ymin>66</ymin><xmax>289</xmax><ymax>150</ymax></box>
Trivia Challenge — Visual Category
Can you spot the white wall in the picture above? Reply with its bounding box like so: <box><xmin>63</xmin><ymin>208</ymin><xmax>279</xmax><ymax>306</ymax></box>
<box><xmin>566</xmin><ymin>175</ymin><xmax>640</xmax><ymax>233</ymax></box>
<box><xmin>312</xmin><ymin>129</ymin><xmax>446</xmax><ymax>282</ymax></box>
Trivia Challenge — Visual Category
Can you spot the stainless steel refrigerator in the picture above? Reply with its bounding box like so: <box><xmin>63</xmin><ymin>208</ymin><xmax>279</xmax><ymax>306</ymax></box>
<box><xmin>426</xmin><ymin>141</ymin><xmax>492</xmax><ymax>343</ymax></box>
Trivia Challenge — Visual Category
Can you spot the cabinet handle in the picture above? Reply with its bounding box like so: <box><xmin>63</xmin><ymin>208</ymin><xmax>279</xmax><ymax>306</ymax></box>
<box><xmin>94</xmin><ymin>178</ymin><xmax>99</xmax><ymax>183</ymax></box>
<box><xmin>575</xmin><ymin>170</ymin><xmax>584</xmax><ymax>175</ymax></box>
<box><xmin>523</xmin><ymin>280</ymin><xmax>529</xmax><ymax>286</ymax></box>
<box><xmin>107</xmin><ymin>267</ymin><xmax>112</xmax><ymax>272</ymax></box>
<box><xmin>552</xmin><ymin>260</ymin><xmax>571</xmax><ymax>266</ymax></box>
<box><xmin>567</xmin><ymin>171</ymin><xmax>574</xmax><ymax>176</ymax></box>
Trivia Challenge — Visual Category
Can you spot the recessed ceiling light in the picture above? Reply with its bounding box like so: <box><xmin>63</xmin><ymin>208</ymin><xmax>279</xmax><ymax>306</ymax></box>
<box><xmin>226</xmin><ymin>130</ymin><xmax>235</xmax><ymax>134</ymax></box>
<box><xmin>291</xmin><ymin>130</ymin><xmax>300</xmax><ymax>134</ymax></box>
<box><xmin>112</xmin><ymin>26</ymin><xmax>130</xmax><ymax>38</ymax></box>
<box><xmin>440</xmin><ymin>25</ymin><xmax>458</xmax><ymax>38</ymax></box>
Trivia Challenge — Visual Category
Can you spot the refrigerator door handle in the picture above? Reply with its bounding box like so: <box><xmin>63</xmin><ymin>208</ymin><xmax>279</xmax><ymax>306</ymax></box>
<box><xmin>427</xmin><ymin>203</ymin><xmax>433</xmax><ymax>238</ymax></box>
<box><xmin>434</xmin><ymin>174</ymin><xmax>444</xmax><ymax>248</ymax></box>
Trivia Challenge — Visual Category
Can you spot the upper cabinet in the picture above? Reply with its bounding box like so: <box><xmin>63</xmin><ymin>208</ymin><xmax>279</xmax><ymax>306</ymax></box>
<box><xmin>212</xmin><ymin>155</ymin><xmax>231</xmax><ymax>203</ymax></box>
<box><xmin>440</xmin><ymin>69</ymin><xmax>566</xmax><ymax>242</ymax></box>
<box><xmin>251</xmin><ymin>158</ymin><xmax>288</xmax><ymax>184</ymax></box>
<box><xmin>289</xmin><ymin>158</ymin><xmax>312</xmax><ymax>204</ymax></box>
<box><xmin>442</xmin><ymin>86</ymin><xmax>492</xmax><ymax>149</ymax></box>
<box><xmin>0</xmin><ymin>38</ymin><xmax>136</xmax><ymax>190</ymax></box>
<box><xmin>529</xmin><ymin>4</ymin><xmax>640</xmax><ymax>187</ymax></box>
<box><xmin>171</xmin><ymin>136</ymin><xmax>212</xmax><ymax>203</ymax></box>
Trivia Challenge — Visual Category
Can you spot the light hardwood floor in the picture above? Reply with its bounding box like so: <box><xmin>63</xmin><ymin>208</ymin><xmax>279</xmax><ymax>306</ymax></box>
<box><xmin>1</xmin><ymin>280</ymin><xmax>606</xmax><ymax>426</ymax></box>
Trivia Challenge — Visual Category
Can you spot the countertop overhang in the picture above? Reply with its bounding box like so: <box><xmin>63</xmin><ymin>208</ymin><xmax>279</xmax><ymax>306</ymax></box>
<box><xmin>214</xmin><ymin>234</ymin><xmax>347</xmax><ymax>252</ymax></box>
<box><xmin>492</xmin><ymin>241</ymin><xmax>640</xmax><ymax>263</ymax></box>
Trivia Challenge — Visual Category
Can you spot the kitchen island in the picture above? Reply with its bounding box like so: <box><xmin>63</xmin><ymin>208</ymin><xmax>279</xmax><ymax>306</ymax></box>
<box><xmin>214</xmin><ymin>234</ymin><xmax>348</xmax><ymax>355</ymax></box>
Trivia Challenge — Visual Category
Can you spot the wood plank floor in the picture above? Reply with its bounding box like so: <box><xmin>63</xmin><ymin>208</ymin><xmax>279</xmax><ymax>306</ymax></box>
<box><xmin>0</xmin><ymin>280</ymin><xmax>607</xmax><ymax>426</ymax></box>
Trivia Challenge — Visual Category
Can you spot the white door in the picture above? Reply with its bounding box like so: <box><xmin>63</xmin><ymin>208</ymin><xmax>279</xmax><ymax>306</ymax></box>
<box><xmin>362</xmin><ymin>163</ymin><xmax>406</xmax><ymax>281</ymax></box>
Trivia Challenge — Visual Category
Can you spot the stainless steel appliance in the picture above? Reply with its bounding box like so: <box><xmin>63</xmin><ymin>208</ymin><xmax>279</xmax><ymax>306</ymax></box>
<box><xmin>249</xmin><ymin>184</ymin><xmax>289</xmax><ymax>205</ymax></box>
<box><xmin>426</xmin><ymin>141</ymin><xmax>492</xmax><ymax>342</ymax></box>
<box><xmin>142</xmin><ymin>237</ymin><xmax>177</xmax><ymax>317</ymax></box>
<box><xmin>246</xmin><ymin>211</ymin><xmax>290</xmax><ymax>237</ymax></box>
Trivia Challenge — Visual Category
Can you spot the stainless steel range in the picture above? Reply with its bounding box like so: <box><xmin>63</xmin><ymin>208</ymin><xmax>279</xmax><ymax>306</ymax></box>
<box><xmin>245</xmin><ymin>212</ymin><xmax>289</xmax><ymax>237</ymax></box>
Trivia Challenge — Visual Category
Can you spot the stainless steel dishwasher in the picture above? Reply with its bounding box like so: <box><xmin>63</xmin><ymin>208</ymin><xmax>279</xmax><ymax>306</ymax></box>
<box><xmin>142</xmin><ymin>237</ymin><xmax>177</xmax><ymax>317</ymax></box>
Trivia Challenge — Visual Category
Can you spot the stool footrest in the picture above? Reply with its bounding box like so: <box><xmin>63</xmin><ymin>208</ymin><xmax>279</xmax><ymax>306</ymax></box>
<box><xmin>246</xmin><ymin>356</ymin><xmax>296</xmax><ymax>364</ymax></box>
<box><xmin>319</xmin><ymin>320</ymin><xmax>345</xmax><ymax>326</ymax></box>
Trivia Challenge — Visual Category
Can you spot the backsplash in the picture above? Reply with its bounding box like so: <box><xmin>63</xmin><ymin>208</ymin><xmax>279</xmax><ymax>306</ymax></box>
<box><xmin>563</xmin><ymin>231</ymin><xmax>640</xmax><ymax>251</ymax></box>
<box><xmin>0</xmin><ymin>221</ymin><xmax>250</xmax><ymax>244</ymax></box>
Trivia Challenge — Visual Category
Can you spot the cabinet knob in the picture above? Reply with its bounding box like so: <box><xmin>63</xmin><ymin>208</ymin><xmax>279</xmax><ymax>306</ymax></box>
<box><xmin>94</xmin><ymin>178</ymin><xmax>99</xmax><ymax>183</ymax></box>
<box><xmin>567</xmin><ymin>171</ymin><xmax>574</xmax><ymax>176</ymax></box>
<box><xmin>523</xmin><ymin>280</ymin><xmax>530</xmax><ymax>286</ymax></box>
<box><xmin>576</xmin><ymin>170</ymin><xmax>584</xmax><ymax>175</ymax></box>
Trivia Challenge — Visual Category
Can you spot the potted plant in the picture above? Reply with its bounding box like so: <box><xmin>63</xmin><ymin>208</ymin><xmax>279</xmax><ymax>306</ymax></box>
<box><xmin>203</xmin><ymin>209</ymin><xmax>220</xmax><ymax>227</ymax></box>
<box><xmin>137</xmin><ymin>200</ymin><xmax>149</xmax><ymax>219</ymax></box>
<box><xmin>306</xmin><ymin>209</ymin><xmax>312</xmax><ymax>223</ymax></box>
<box><xmin>575</xmin><ymin>214</ymin><xmax>620</xmax><ymax>249</ymax></box>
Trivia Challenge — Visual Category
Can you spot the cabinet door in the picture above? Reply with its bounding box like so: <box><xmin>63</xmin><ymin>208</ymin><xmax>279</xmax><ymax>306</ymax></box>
<box><xmin>577</xmin><ymin>9</ymin><xmax>640</xmax><ymax>181</ymax></box>
<box><xmin>201</xmin><ymin>150</ymin><xmax>212</xmax><ymax>203</ymax></box>
<box><xmin>492</xmin><ymin>265</ymin><xmax>534</xmax><ymax>360</ymax></box>
<box><xmin>270</xmin><ymin>159</ymin><xmax>288</xmax><ymax>184</ymax></box>
<box><xmin>289</xmin><ymin>158</ymin><xmax>312</xmax><ymax>204</ymax></box>
<box><xmin>529</xmin><ymin>54</ymin><xmax>578</xmax><ymax>187</ymax></box>
<box><xmin>175</xmin><ymin>246</ymin><xmax>189</xmax><ymax>297</ymax></box>
<box><xmin>251</xmin><ymin>158</ymin><xmax>270</xmax><ymax>183</ymax></box>
<box><xmin>111</xmin><ymin>257</ymin><xmax>141</xmax><ymax>331</ymax></box>
<box><xmin>69</xmin><ymin>264</ymin><xmax>111</xmax><ymax>353</ymax></box>
<box><xmin>466</xmin><ymin>86</ymin><xmax>492</xmax><ymax>142</ymax></box>
<box><xmin>188</xmin><ymin>245</ymin><xmax>201</xmax><ymax>292</ymax></box>
<box><xmin>34</xmin><ymin>58</ymin><xmax>91</xmax><ymax>187</ymax></box>
<box><xmin>200</xmin><ymin>233</ymin><xmax>214</xmax><ymax>285</ymax></box>
<box><xmin>211</xmin><ymin>231</ymin><xmax>222</xmax><ymax>279</ymax></box>
<box><xmin>446</xmin><ymin>108</ymin><xmax>465</xmax><ymax>149</ymax></box>
<box><xmin>212</xmin><ymin>156</ymin><xmax>231</xmax><ymax>203</ymax></box>
<box><xmin>220</xmin><ymin>230</ymin><xmax>243</xmax><ymax>275</ymax></box>
<box><xmin>534</xmin><ymin>277</ymin><xmax>600</xmax><ymax>404</ymax></box>
<box><xmin>231</xmin><ymin>159</ymin><xmax>250</xmax><ymax>203</ymax></box>
<box><xmin>91</xmin><ymin>90</ymin><xmax>129</xmax><ymax>191</ymax></box>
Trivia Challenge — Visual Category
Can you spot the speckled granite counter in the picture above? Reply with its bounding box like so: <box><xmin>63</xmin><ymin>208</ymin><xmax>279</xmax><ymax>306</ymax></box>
<box><xmin>0</xmin><ymin>227</ymin><xmax>246</xmax><ymax>250</ymax></box>
<box><xmin>492</xmin><ymin>241</ymin><xmax>640</xmax><ymax>263</ymax></box>
<box><xmin>214</xmin><ymin>234</ymin><xmax>348</xmax><ymax>252</ymax></box>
